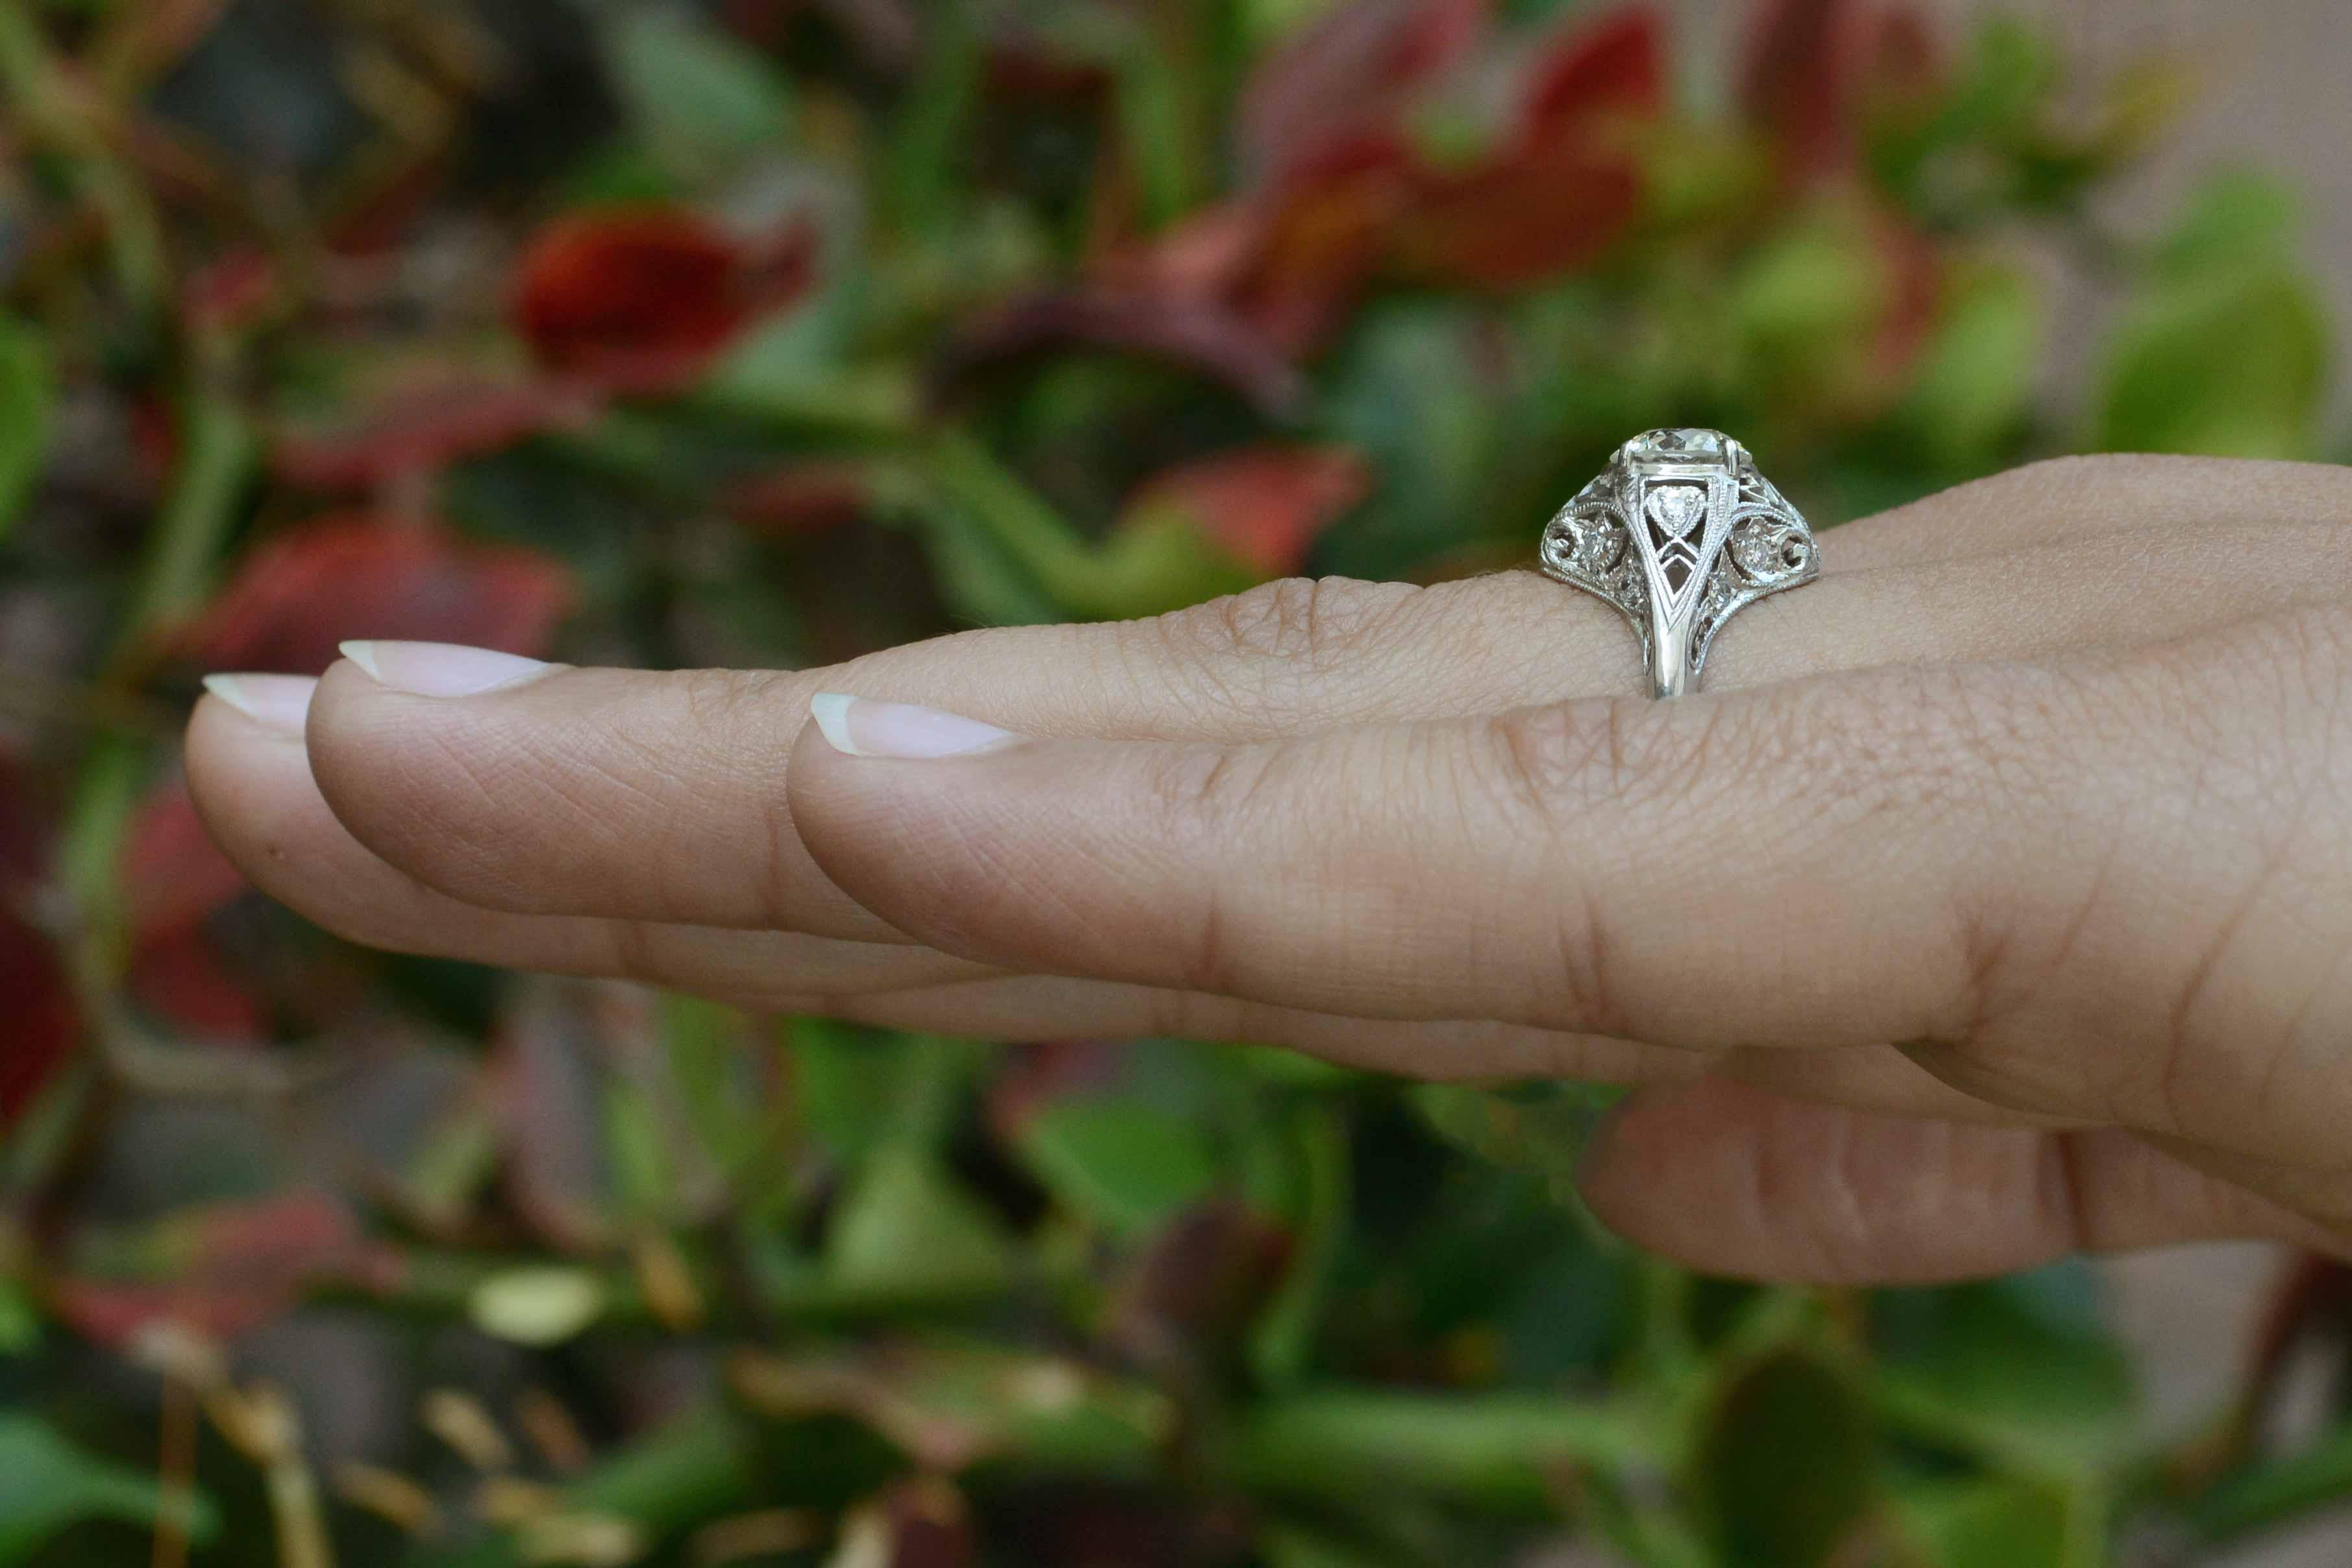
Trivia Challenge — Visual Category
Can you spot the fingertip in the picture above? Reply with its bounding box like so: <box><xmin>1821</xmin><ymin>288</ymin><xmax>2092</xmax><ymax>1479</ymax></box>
<box><xmin>809</xmin><ymin>691</ymin><xmax>857</xmax><ymax>753</ymax></box>
<box><xmin>336</xmin><ymin>639</ymin><xmax>384</xmax><ymax>681</ymax></box>
<box><xmin>197</xmin><ymin>672</ymin><xmax>317</xmax><ymax>735</ymax></box>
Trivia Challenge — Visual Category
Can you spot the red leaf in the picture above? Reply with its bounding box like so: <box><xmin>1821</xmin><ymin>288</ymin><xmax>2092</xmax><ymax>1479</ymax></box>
<box><xmin>1737</xmin><ymin>0</ymin><xmax>1942</xmax><ymax>177</ymax></box>
<box><xmin>179</xmin><ymin>514</ymin><xmax>576</xmax><ymax>676</ymax></box>
<box><xmin>1125</xmin><ymin>446</ymin><xmax>1371</xmax><ymax>577</ymax></box>
<box><xmin>1086</xmin><ymin>132</ymin><xmax>1418</xmax><ymax>360</ymax></box>
<box><xmin>54</xmin><ymin>1193</ymin><xmax>396</xmax><ymax>1345</ymax></box>
<box><xmin>127</xmin><ymin>928</ymin><xmax>265</xmax><ymax>1040</ymax></box>
<box><xmin>1870</xmin><ymin>206</ymin><xmax>1941</xmax><ymax>380</ymax></box>
<box><xmin>983</xmin><ymin>1040</ymin><xmax>1133</xmax><ymax>1145</ymax></box>
<box><xmin>0</xmin><ymin>909</ymin><xmax>77</xmax><ymax>1132</ymax></box>
<box><xmin>1738</xmin><ymin>0</ymin><xmax>1870</xmax><ymax>175</ymax></box>
<box><xmin>1521</xmin><ymin>5</ymin><xmax>1671</xmax><ymax>131</ymax></box>
<box><xmin>935</xmin><ymin>291</ymin><xmax>1313</xmax><ymax>421</ymax></box>
<box><xmin>182</xmin><ymin>249</ymin><xmax>282</xmax><ymax>337</ymax></box>
<box><xmin>121</xmin><ymin>779</ymin><xmax>247</xmax><ymax>936</ymax></box>
<box><xmin>1396</xmin><ymin>6</ymin><xmax>1665</xmax><ymax>289</ymax></box>
<box><xmin>1238</xmin><ymin>132</ymin><xmax>1423</xmax><ymax>352</ymax></box>
<box><xmin>273</xmin><ymin>376</ymin><xmax>602</xmax><ymax>492</ymax></box>
<box><xmin>1166</xmin><ymin>8</ymin><xmax>1664</xmax><ymax>337</ymax></box>
<box><xmin>723</xmin><ymin>460</ymin><xmax>874</xmax><ymax>535</ymax></box>
<box><xmin>1868</xmin><ymin>6</ymin><xmax>1942</xmax><ymax>104</ymax></box>
<box><xmin>860</xmin><ymin>1477</ymin><xmax>975</xmax><ymax>1568</ymax></box>
<box><xmin>1237</xmin><ymin>0</ymin><xmax>1490</xmax><ymax>186</ymax></box>
<box><xmin>512</xmin><ymin>207</ymin><xmax>819</xmax><ymax>393</ymax></box>
<box><xmin>1105</xmin><ymin>1198</ymin><xmax>1292</xmax><ymax>1364</ymax></box>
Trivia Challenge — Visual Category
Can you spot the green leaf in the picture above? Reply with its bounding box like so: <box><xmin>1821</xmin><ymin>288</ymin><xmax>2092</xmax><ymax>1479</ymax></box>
<box><xmin>1016</xmin><ymin>1099</ymin><xmax>1220</xmax><ymax>1236</ymax></box>
<box><xmin>1872</xmin><ymin>1265</ymin><xmax>2136</xmax><ymax>1469</ymax></box>
<box><xmin>882</xmin><ymin>3</ymin><xmax>983</xmax><ymax>237</ymax></box>
<box><xmin>2097</xmin><ymin>265</ymin><xmax>2326</xmax><ymax>457</ymax></box>
<box><xmin>1316</xmin><ymin>304</ymin><xmax>1508</xmax><ymax>579</ymax></box>
<box><xmin>602</xmin><ymin>8</ymin><xmax>790</xmax><ymax>182</ymax></box>
<box><xmin>662</xmin><ymin>995</ymin><xmax>776</xmax><ymax>1182</ymax></box>
<box><xmin>1109</xmin><ymin>12</ymin><xmax>1205</xmax><ymax>230</ymax></box>
<box><xmin>1894</xmin><ymin>263</ymin><xmax>2043</xmax><ymax>468</ymax></box>
<box><xmin>1407</xmin><ymin>1079</ymin><xmax>1623</xmax><ymax>1210</ymax></box>
<box><xmin>1248</xmin><ymin>1105</ymin><xmax>1349</xmax><ymax>1386</ymax></box>
<box><xmin>1693</xmin><ymin>1349</ymin><xmax>1878</xmax><ymax>1568</ymax></box>
<box><xmin>0</xmin><ymin>317</ymin><xmax>53</xmax><ymax>535</ymax></box>
<box><xmin>824</xmin><ymin>1145</ymin><xmax>1013</xmax><ymax>1303</ymax></box>
<box><xmin>602</xmin><ymin>1077</ymin><xmax>675</xmax><ymax>1218</ymax></box>
<box><xmin>911</xmin><ymin>433</ymin><xmax>1258</xmax><ymax>622</ymax></box>
<box><xmin>0</xmin><ymin>1415</ymin><xmax>215</xmax><ymax>1563</ymax></box>
<box><xmin>789</xmin><ymin>1022</ymin><xmax>976</xmax><ymax>1162</ymax></box>
<box><xmin>1259</xmin><ymin>1523</ymin><xmax>1398</xmax><ymax>1568</ymax></box>
<box><xmin>2154</xmin><ymin>171</ymin><xmax>2303</xmax><ymax>279</ymax></box>
<box><xmin>0</xmin><ymin>1279</ymin><xmax>38</xmax><ymax>1355</ymax></box>
<box><xmin>2096</xmin><ymin>175</ymin><xmax>2330</xmax><ymax>459</ymax></box>
<box><xmin>1896</xmin><ymin>1476</ymin><xmax>2070</xmax><ymax>1568</ymax></box>
<box><xmin>2186</xmin><ymin>1420</ymin><xmax>2352</xmax><ymax>1545</ymax></box>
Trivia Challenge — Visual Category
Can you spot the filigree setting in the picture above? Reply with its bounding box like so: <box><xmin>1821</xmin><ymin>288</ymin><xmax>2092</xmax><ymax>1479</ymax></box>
<box><xmin>1539</xmin><ymin>429</ymin><xmax>1817</xmax><ymax>696</ymax></box>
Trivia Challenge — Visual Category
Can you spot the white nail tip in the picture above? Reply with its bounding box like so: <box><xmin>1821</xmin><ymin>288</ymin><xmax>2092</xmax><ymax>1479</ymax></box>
<box><xmin>338</xmin><ymin>640</ymin><xmax>384</xmax><ymax>680</ymax></box>
<box><xmin>201</xmin><ymin>673</ymin><xmax>260</xmax><ymax>720</ymax></box>
<box><xmin>809</xmin><ymin>692</ymin><xmax>865</xmax><ymax>756</ymax></box>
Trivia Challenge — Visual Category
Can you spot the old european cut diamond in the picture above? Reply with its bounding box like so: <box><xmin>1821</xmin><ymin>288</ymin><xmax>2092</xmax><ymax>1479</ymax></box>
<box><xmin>1626</xmin><ymin>428</ymin><xmax>1726</xmax><ymax>463</ymax></box>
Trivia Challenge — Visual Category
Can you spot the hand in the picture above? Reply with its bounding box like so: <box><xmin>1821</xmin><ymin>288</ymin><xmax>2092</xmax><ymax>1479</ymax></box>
<box><xmin>186</xmin><ymin>455</ymin><xmax>2352</xmax><ymax>1284</ymax></box>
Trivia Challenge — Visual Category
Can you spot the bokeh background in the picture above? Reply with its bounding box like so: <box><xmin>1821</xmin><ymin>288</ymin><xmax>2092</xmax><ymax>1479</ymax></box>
<box><xmin>2</xmin><ymin>2</ymin><xmax>2350</xmax><ymax>1565</ymax></box>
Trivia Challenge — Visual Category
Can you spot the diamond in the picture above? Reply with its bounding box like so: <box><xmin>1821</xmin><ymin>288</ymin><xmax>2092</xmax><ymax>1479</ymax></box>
<box><xmin>1627</xmin><ymin>428</ymin><xmax>1728</xmax><ymax>463</ymax></box>
<box><xmin>1643</xmin><ymin>485</ymin><xmax>1706</xmax><ymax>541</ymax></box>
<box><xmin>1572</xmin><ymin>512</ymin><xmax>1623</xmax><ymax>574</ymax></box>
<box><xmin>1732</xmin><ymin>518</ymin><xmax>1811</xmax><ymax>582</ymax></box>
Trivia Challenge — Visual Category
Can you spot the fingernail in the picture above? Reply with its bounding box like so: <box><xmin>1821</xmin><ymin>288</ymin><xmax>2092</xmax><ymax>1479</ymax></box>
<box><xmin>339</xmin><ymin>641</ymin><xmax>552</xmax><ymax>698</ymax></box>
<box><xmin>201</xmin><ymin>674</ymin><xmax>317</xmax><ymax>734</ymax></box>
<box><xmin>809</xmin><ymin>693</ymin><xmax>1022</xmax><ymax>759</ymax></box>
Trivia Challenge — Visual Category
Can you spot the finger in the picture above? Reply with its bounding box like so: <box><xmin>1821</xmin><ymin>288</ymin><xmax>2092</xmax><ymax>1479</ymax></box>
<box><xmin>754</xmin><ymin>969</ymin><xmax>2057</xmax><ymax>1121</ymax></box>
<box><xmin>188</xmin><ymin>703</ymin><xmax>2065</xmax><ymax>1109</ymax></box>
<box><xmin>187</xmin><ymin>685</ymin><xmax>998</xmax><ymax>994</ymax></box>
<box><xmin>190</xmin><ymin>688</ymin><xmax>2086</xmax><ymax>1113</ymax></box>
<box><xmin>288</xmin><ymin>501</ymin><xmax>2337</xmax><ymax>938</ymax></box>
<box><xmin>1575</xmin><ymin>1077</ymin><xmax>2336</xmax><ymax>1284</ymax></box>
<box><xmin>1837</xmin><ymin>453</ymin><xmax>2352</xmax><ymax>565</ymax></box>
<box><xmin>787</xmin><ymin>655</ymin><xmax>2114</xmax><ymax>1047</ymax></box>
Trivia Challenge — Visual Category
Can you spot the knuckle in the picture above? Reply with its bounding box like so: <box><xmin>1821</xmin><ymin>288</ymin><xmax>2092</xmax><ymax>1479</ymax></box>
<box><xmin>1153</xmin><ymin>576</ymin><xmax>1417</xmax><ymax>668</ymax></box>
<box><xmin>677</xmin><ymin>666</ymin><xmax>794</xmax><ymax>735</ymax></box>
<box><xmin>1143</xmin><ymin>742</ymin><xmax>1286</xmax><ymax>992</ymax></box>
<box><xmin>1479</xmin><ymin>698</ymin><xmax>1654</xmax><ymax>822</ymax></box>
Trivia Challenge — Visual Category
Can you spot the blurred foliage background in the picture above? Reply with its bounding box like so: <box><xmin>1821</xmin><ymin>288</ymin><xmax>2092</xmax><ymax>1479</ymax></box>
<box><xmin>0</xmin><ymin>0</ymin><xmax>2348</xmax><ymax>1564</ymax></box>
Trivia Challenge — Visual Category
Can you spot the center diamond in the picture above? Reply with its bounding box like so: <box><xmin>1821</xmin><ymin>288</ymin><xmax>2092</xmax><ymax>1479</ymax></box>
<box><xmin>1628</xmin><ymin>428</ymin><xmax>1728</xmax><ymax>463</ymax></box>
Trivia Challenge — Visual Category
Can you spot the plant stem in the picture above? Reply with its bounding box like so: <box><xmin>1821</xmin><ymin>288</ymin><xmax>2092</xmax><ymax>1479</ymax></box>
<box><xmin>1220</xmin><ymin>1389</ymin><xmax>1651</xmax><ymax>1513</ymax></box>
<box><xmin>2183</xmin><ymin>1424</ymin><xmax>2352</xmax><ymax>1545</ymax></box>
<box><xmin>117</xmin><ymin>346</ymin><xmax>257</xmax><ymax>660</ymax></box>
<box><xmin>0</xmin><ymin>4</ymin><xmax>169</xmax><ymax>312</ymax></box>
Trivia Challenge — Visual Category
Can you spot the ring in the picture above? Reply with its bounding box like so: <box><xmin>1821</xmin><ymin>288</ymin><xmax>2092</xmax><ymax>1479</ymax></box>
<box><xmin>1539</xmin><ymin>428</ymin><xmax>1819</xmax><ymax>698</ymax></box>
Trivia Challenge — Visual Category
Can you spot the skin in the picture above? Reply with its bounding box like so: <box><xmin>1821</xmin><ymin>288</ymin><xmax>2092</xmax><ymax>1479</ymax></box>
<box><xmin>184</xmin><ymin>454</ymin><xmax>2352</xmax><ymax>1284</ymax></box>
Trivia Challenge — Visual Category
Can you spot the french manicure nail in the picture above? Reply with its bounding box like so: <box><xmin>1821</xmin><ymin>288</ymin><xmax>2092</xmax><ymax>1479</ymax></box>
<box><xmin>809</xmin><ymin>693</ymin><xmax>1022</xmax><ymax>759</ymax></box>
<box><xmin>339</xmin><ymin>641</ymin><xmax>552</xmax><ymax>698</ymax></box>
<box><xmin>201</xmin><ymin>673</ymin><xmax>318</xmax><ymax>733</ymax></box>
